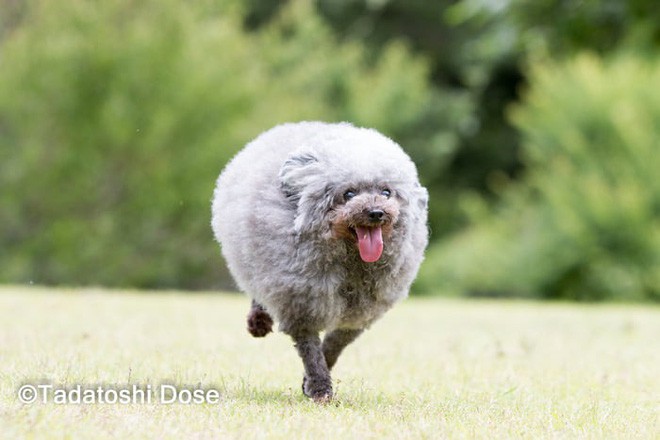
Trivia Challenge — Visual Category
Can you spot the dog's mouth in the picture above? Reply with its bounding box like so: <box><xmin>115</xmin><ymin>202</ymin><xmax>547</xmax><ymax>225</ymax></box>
<box><xmin>350</xmin><ymin>226</ymin><xmax>383</xmax><ymax>263</ymax></box>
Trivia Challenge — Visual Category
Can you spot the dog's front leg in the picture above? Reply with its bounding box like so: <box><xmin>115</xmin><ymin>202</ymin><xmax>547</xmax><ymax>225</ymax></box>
<box><xmin>292</xmin><ymin>333</ymin><xmax>332</xmax><ymax>402</ymax></box>
<box><xmin>246</xmin><ymin>299</ymin><xmax>273</xmax><ymax>337</ymax></box>
<box><xmin>322</xmin><ymin>328</ymin><xmax>364</xmax><ymax>370</ymax></box>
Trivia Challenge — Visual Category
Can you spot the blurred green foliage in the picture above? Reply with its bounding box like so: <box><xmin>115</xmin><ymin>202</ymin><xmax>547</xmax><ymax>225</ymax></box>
<box><xmin>0</xmin><ymin>0</ymin><xmax>439</xmax><ymax>288</ymax></box>
<box><xmin>1</xmin><ymin>0</ymin><xmax>659</xmax><ymax>300</ymax></box>
<box><xmin>313</xmin><ymin>0</ymin><xmax>660</xmax><ymax>232</ymax></box>
<box><xmin>418</xmin><ymin>55</ymin><xmax>660</xmax><ymax>301</ymax></box>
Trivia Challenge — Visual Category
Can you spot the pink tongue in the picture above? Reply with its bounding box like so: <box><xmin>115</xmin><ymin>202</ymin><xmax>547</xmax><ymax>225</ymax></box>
<box><xmin>355</xmin><ymin>226</ymin><xmax>383</xmax><ymax>263</ymax></box>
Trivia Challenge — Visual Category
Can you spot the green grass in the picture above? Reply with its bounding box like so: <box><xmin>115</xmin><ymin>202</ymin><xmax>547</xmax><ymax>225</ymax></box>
<box><xmin>1</xmin><ymin>286</ymin><xmax>658</xmax><ymax>439</ymax></box>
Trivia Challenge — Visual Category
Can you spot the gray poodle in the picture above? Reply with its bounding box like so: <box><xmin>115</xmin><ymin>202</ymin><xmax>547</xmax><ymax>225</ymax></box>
<box><xmin>212</xmin><ymin>122</ymin><xmax>428</xmax><ymax>402</ymax></box>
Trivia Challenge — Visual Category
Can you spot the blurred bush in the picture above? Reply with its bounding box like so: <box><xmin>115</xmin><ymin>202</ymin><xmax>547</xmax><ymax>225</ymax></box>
<box><xmin>418</xmin><ymin>55</ymin><xmax>660</xmax><ymax>301</ymax></box>
<box><xmin>3</xmin><ymin>0</ymin><xmax>658</xmax><ymax>300</ymax></box>
<box><xmin>314</xmin><ymin>0</ymin><xmax>660</xmax><ymax>235</ymax></box>
<box><xmin>0</xmin><ymin>0</ymin><xmax>442</xmax><ymax>289</ymax></box>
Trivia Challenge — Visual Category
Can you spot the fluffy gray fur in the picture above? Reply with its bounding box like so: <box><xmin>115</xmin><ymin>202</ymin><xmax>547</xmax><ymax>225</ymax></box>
<box><xmin>211</xmin><ymin>121</ymin><xmax>428</xmax><ymax>402</ymax></box>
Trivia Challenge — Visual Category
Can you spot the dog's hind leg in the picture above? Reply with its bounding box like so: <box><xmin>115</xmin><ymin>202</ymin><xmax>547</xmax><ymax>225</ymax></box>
<box><xmin>322</xmin><ymin>328</ymin><xmax>364</xmax><ymax>370</ymax></box>
<box><xmin>293</xmin><ymin>333</ymin><xmax>333</xmax><ymax>402</ymax></box>
<box><xmin>246</xmin><ymin>299</ymin><xmax>273</xmax><ymax>337</ymax></box>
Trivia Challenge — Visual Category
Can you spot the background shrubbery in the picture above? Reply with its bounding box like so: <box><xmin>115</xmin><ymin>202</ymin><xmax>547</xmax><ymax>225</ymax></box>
<box><xmin>0</xmin><ymin>0</ymin><xmax>441</xmax><ymax>288</ymax></box>
<box><xmin>417</xmin><ymin>56</ymin><xmax>660</xmax><ymax>301</ymax></box>
<box><xmin>1</xmin><ymin>0</ymin><xmax>658</xmax><ymax>300</ymax></box>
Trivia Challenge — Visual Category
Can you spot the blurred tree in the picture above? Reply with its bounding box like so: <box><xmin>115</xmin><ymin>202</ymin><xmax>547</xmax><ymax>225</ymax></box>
<box><xmin>418</xmin><ymin>55</ymin><xmax>660</xmax><ymax>301</ymax></box>
<box><xmin>2</xmin><ymin>0</ymin><xmax>658</xmax><ymax>297</ymax></box>
<box><xmin>0</xmin><ymin>0</ymin><xmax>438</xmax><ymax>289</ymax></box>
<box><xmin>230</xmin><ymin>0</ymin><xmax>513</xmax><ymax>233</ymax></box>
<box><xmin>0</xmin><ymin>0</ymin><xmax>26</xmax><ymax>38</ymax></box>
<box><xmin>312</xmin><ymin>0</ymin><xmax>659</xmax><ymax>231</ymax></box>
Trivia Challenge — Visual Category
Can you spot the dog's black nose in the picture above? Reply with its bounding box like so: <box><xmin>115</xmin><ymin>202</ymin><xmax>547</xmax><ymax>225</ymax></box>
<box><xmin>368</xmin><ymin>209</ymin><xmax>385</xmax><ymax>222</ymax></box>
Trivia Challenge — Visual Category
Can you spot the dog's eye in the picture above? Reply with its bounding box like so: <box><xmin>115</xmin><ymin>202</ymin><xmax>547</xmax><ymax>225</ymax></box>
<box><xmin>344</xmin><ymin>190</ymin><xmax>356</xmax><ymax>201</ymax></box>
<box><xmin>381</xmin><ymin>189</ymin><xmax>391</xmax><ymax>198</ymax></box>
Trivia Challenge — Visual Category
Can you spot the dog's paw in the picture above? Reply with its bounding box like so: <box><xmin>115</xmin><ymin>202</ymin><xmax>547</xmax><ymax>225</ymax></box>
<box><xmin>302</xmin><ymin>375</ymin><xmax>333</xmax><ymax>403</ymax></box>
<box><xmin>247</xmin><ymin>308</ymin><xmax>273</xmax><ymax>337</ymax></box>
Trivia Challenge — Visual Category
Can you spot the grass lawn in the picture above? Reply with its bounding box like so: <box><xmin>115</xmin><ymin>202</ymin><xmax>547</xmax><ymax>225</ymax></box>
<box><xmin>0</xmin><ymin>286</ymin><xmax>658</xmax><ymax>439</ymax></box>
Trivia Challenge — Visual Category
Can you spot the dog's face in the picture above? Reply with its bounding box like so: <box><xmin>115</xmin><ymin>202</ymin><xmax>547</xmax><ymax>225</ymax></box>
<box><xmin>327</xmin><ymin>186</ymin><xmax>400</xmax><ymax>262</ymax></box>
<box><xmin>278</xmin><ymin>128</ymin><xmax>427</xmax><ymax>264</ymax></box>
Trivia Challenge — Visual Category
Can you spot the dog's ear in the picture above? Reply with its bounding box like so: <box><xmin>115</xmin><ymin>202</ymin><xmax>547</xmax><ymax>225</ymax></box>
<box><xmin>279</xmin><ymin>151</ymin><xmax>320</xmax><ymax>200</ymax></box>
<box><xmin>398</xmin><ymin>182</ymin><xmax>428</xmax><ymax>223</ymax></box>
<box><xmin>279</xmin><ymin>150</ymin><xmax>335</xmax><ymax>233</ymax></box>
<box><xmin>412</xmin><ymin>184</ymin><xmax>429</xmax><ymax>221</ymax></box>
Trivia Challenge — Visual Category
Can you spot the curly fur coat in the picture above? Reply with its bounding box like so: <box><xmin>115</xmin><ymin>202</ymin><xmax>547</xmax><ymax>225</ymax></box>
<box><xmin>212</xmin><ymin>121</ymin><xmax>428</xmax><ymax>401</ymax></box>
